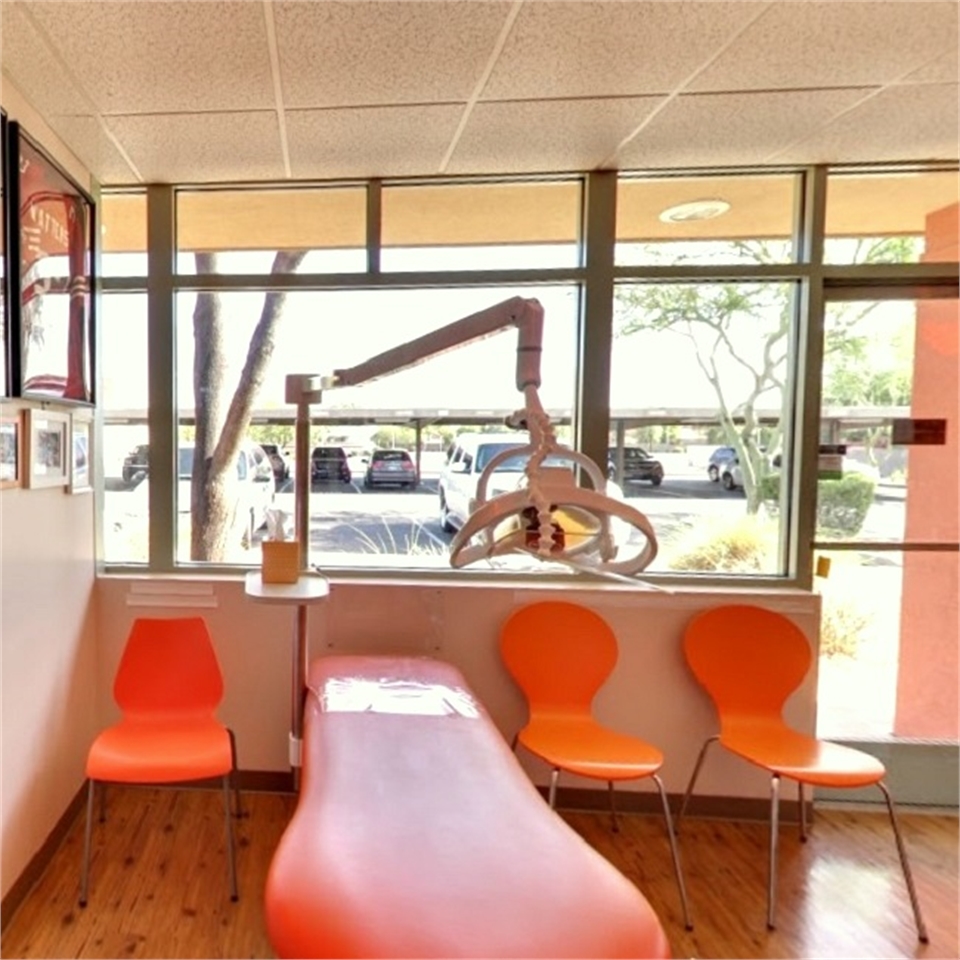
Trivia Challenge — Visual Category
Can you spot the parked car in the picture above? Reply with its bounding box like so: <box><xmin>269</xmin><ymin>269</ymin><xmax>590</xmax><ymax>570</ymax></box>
<box><xmin>260</xmin><ymin>443</ymin><xmax>291</xmax><ymax>483</ymax></box>
<box><xmin>438</xmin><ymin>432</ymin><xmax>575</xmax><ymax>533</ymax></box>
<box><xmin>122</xmin><ymin>443</ymin><xmax>150</xmax><ymax>483</ymax></box>
<box><xmin>707</xmin><ymin>445</ymin><xmax>738</xmax><ymax>482</ymax></box>
<box><xmin>719</xmin><ymin>458</ymin><xmax>744</xmax><ymax>491</ymax></box>
<box><xmin>311</xmin><ymin>445</ymin><xmax>352</xmax><ymax>484</ymax></box>
<box><xmin>178</xmin><ymin>443</ymin><xmax>277</xmax><ymax>538</ymax></box>
<box><xmin>607</xmin><ymin>446</ymin><xmax>664</xmax><ymax>486</ymax></box>
<box><xmin>364</xmin><ymin>449</ymin><xmax>419</xmax><ymax>489</ymax></box>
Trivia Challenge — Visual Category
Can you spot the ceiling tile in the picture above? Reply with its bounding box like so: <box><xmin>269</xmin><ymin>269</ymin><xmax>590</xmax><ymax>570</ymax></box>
<box><xmin>0</xmin><ymin>2</ymin><xmax>92</xmax><ymax>120</ymax></box>
<box><xmin>286</xmin><ymin>105</ymin><xmax>465</xmax><ymax>180</ymax></box>
<box><xmin>481</xmin><ymin>1</ymin><xmax>765</xmax><ymax>101</ymax></box>
<box><xmin>20</xmin><ymin>0</ymin><xmax>275</xmax><ymax>114</ymax></box>
<box><xmin>616</xmin><ymin>89</ymin><xmax>868</xmax><ymax>169</ymax></box>
<box><xmin>689</xmin><ymin>1</ymin><xmax>959</xmax><ymax>92</ymax></box>
<box><xmin>274</xmin><ymin>0</ymin><xmax>512</xmax><ymax>108</ymax></box>
<box><xmin>103</xmin><ymin>112</ymin><xmax>286</xmax><ymax>184</ymax></box>
<box><xmin>446</xmin><ymin>97</ymin><xmax>662</xmax><ymax>174</ymax></box>
<box><xmin>773</xmin><ymin>84</ymin><xmax>960</xmax><ymax>164</ymax></box>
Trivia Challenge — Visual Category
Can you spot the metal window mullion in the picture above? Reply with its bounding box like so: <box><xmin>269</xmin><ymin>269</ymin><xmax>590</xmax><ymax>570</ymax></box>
<box><xmin>146</xmin><ymin>185</ymin><xmax>177</xmax><ymax>572</ymax></box>
<box><xmin>366</xmin><ymin>179</ymin><xmax>382</xmax><ymax>274</ymax></box>
<box><xmin>578</xmin><ymin>171</ymin><xmax>617</xmax><ymax>470</ymax></box>
<box><xmin>791</xmin><ymin>167</ymin><xmax>829</xmax><ymax>589</ymax></box>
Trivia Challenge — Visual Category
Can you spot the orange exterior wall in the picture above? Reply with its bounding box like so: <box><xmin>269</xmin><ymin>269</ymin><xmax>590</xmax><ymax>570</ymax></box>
<box><xmin>894</xmin><ymin>203</ymin><xmax>959</xmax><ymax>738</ymax></box>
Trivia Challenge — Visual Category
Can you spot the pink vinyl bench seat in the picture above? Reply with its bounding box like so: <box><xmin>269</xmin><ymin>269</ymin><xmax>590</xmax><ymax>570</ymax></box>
<box><xmin>265</xmin><ymin>654</ymin><xmax>671</xmax><ymax>958</ymax></box>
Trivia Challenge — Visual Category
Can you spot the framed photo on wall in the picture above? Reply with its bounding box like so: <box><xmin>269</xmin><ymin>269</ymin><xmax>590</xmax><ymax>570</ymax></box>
<box><xmin>1</xmin><ymin>109</ymin><xmax>9</xmax><ymax>398</ymax></box>
<box><xmin>23</xmin><ymin>407</ymin><xmax>70</xmax><ymax>488</ymax></box>
<box><xmin>1</xmin><ymin>409</ymin><xmax>21</xmax><ymax>488</ymax></box>
<box><xmin>8</xmin><ymin>121</ymin><xmax>95</xmax><ymax>405</ymax></box>
<box><xmin>69</xmin><ymin>410</ymin><xmax>92</xmax><ymax>494</ymax></box>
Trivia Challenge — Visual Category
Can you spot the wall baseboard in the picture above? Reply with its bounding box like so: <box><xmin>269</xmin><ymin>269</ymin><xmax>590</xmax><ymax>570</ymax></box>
<box><xmin>1</xmin><ymin>784</ymin><xmax>87</xmax><ymax>932</ymax></box>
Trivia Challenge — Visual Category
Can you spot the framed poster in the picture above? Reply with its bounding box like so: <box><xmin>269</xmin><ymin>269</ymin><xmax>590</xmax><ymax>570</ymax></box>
<box><xmin>23</xmin><ymin>407</ymin><xmax>70</xmax><ymax>488</ymax></box>
<box><xmin>0</xmin><ymin>409</ymin><xmax>21</xmax><ymax>488</ymax></box>
<box><xmin>1</xmin><ymin>109</ymin><xmax>9</xmax><ymax>398</ymax></box>
<box><xmin>69</xmin><ymin>410</ymin><xmax>92</xmax><ymax>493</ymax></box>
<box><xmin>8</xmin><ymin>121</ymin><xmax>95</xmax><ymax>405</ymax></box>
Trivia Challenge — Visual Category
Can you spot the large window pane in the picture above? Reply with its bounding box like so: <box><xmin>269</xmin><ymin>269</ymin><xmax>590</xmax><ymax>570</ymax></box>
<box><xmin>816</xmin><ymin>293</ymin><xmax>958</xmax><ymax>742</ymax></box>
<box><xmin>611</xmin><ymin>281</ymin><xmax>798</xmax><ymax>576</ymax></box>
<box><xmin>825</xmin><ymin>170</ymin><xmax>959</xmax><ymax>264</ymax></box>
<box><xmin>174</xmin><ymin>285</ymin><xmax>579</xmax><ymax>569</ymax></box>
<box><xmin>616</xmin><ymin>174</ymin><xmax>798</xmax><ymax>266</ymax></box>
<box><xmin>176</xmin><ymin>187</ymin><xmax>367</xmax><ymax>274</ymax></box>
<box><xmin>381</xmin><ymin>180</ymin><xmax>581</xmax><ymax>271</ymax></box>
<box><xmin>101</xmin><ymin>293</ymin><xmax>149</xmax><ymax>564</ymax></box>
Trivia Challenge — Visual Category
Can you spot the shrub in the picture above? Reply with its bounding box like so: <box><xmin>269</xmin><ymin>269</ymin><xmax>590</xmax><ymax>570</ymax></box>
<box><xmin>818</xmin><ymin>594</ymin><xmax>870</xmax><ymax>659</ymax></box>
<box><xmin>668</xmin><ymin>515</ymin><xmax>774</xmax><ymax>573</ymax></box>
<box><xmin>816</xmin><ymin>474</ymin><xmax>876</xmax><ymax>537</ymax></box>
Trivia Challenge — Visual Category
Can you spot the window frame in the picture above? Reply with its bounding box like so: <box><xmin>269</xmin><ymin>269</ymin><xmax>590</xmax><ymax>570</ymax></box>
<box><xmin>98</xmin><ymin>166</ymin><xmax>959</xmax><ymax>587</ymax></box>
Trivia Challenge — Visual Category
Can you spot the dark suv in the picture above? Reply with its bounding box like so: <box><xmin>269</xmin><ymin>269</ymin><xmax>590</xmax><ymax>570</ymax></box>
<box><xmin>311</xmin><ymin>446</ymin><xmax>351</xmax><ymax>484</ymax></box>
<box><xmin>607</xmin><ymin>447</ymin><xmax>664</xmax><ymax>486</ymax></box>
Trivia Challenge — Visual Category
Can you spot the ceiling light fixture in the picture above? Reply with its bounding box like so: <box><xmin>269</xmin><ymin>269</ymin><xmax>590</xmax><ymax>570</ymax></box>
<box><xmin>659</xmin><ymin>198</ymin><xmax>731</xmax><ymax>223</ymax></box>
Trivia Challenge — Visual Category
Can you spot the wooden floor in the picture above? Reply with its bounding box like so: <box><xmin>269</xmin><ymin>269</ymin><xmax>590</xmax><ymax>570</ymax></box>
<box><xmin>2</xmin><ymin>786</ymin><xmax>956</xmax><ymax>959</ymax></box>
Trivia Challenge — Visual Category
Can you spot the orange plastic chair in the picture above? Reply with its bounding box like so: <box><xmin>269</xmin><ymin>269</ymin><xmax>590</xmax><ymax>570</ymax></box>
<box><xmin>500</xmin><ymin>600</ymin><xmax>692</xmax><ymax>930</ymax></box>
<box><xmin>79</xmin><ymin>616</ymin><xmax>241</xmax><ymax>906</ymax></box>
<box><xmin>678</xmin><ymin>603</ymin><xmax>927</xmax><ymax>941</ymax></box>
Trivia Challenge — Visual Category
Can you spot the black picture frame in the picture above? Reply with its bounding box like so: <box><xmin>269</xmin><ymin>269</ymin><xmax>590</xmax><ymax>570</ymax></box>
<box><xmin>1</xmin><ymin>108</ymin><xmax>10</xmax><ymax>398</ymax></box>
<box><xmin>7</xmin><ymin>121</ymin><xmax>95</xmax><ymax>405</ymax></box>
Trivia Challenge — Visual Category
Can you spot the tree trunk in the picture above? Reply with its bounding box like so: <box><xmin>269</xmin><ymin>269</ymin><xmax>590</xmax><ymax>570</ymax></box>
<box><xmin>190</xmin><ymin>250</ymin><xmax>307</xmax><ymax>561</ymax></box>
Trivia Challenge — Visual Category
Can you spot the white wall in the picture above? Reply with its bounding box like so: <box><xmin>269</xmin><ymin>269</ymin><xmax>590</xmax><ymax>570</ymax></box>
<box><xmin>95</xmin><ymin>577</ymin><xmax>821</xmax><ymax>799</ymax></box>
<box><xmin>0</xmin><ymin>82</ymin><xmax>99</xmax><ymax>902</ymax></box>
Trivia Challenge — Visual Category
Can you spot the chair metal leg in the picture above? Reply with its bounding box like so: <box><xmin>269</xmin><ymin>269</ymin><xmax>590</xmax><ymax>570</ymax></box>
<box><xmin>547</xmin><ymin>768</ymin><xmax>560</xmax><ymax>809</ymax></box>
<box><xmin>222</xmin><ymin>774</ymin><xmax>239</xmax><ymax>902</ymax></box>
<box><xmin>798</xmin><ymin>781</ymin><xmax>807</xmax><ymax>842</ymax></box>
<box><xmin>652</xmin><ymin>774</ymin><xmax>693</xmax><ymax>931</ymax></box>
<box><xmin>767</xmin><ymin>774</ymin><xmax>781</xmax><ymax>930</ymax></box>
<box><xmin>228</xmin><ymin>728</ymin><xmax>244</xmax><ymax>819</ymax></box>
<box><xmin>677</xmin><ymin>734</ymin><xmax>719</xmax><ymax>828</ymax></box>
<box><xmin>79</xmin><ymin>779</ymin><xmax>96</xmax><ymax>907</ymax></box>
<box><xmin>877</xmin><ymin>781</ymin><xmax>928</xmax><ymax>943</ymax></box>
<box><xmin>607</xmin><ymin>781</ymin><xmax>619</xmax><ymax>833</ymax></box>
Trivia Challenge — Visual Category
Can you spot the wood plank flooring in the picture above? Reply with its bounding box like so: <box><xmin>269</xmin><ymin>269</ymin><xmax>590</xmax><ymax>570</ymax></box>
<box><xmin>2</xmin><ymin>786</ymin><xmax>956</xmax><ymax>959</ymax></box>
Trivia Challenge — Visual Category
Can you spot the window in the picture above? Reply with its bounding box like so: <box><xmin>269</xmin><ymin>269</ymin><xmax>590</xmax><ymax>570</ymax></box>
<box><xmin>100</xmin><ymin>165</ymin><xmax>958</xmax><ymax>584</ymax></box>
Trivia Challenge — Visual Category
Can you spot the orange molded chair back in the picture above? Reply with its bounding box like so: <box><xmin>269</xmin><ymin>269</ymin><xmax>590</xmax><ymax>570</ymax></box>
<box><xmin>499</xmin><ymin>601</ymin><xmax>618</xmax><ymax>714</ymax></box>
<box><xmin>113</xmin><ymin>616</ymin><xmax>224</xmax><ymax>716</ymax></box>
<box><xmin>683</xmin><ymin>604</ymin><xmax>811</xmax><ymax>720</ymax></box>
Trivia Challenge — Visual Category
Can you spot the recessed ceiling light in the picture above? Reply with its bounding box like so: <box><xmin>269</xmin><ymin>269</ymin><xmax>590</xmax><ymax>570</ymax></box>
<box><xmin>659</xmin><ymin>199</ymin><xmax>731</xmax><ymax>223</ymax></box>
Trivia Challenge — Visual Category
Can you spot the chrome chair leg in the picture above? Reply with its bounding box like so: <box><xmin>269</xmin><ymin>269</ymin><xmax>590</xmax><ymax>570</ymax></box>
<box><xmin>222</xmin><ymin>774</ymin><xmax>239</xmax><ymax>902</ymax></box>
<box><xmin>653</xmin><ymin>773</ymin><xmax>693</xmax><ymax>931</ymax></box>
<box><xmin>798</xmin><ymin>781</ymin><xmax>807</xmax><ymax>842</ymax></box>
<box><xmin>547</xmin><ymin>768</ymin><xmax>560</xmax><ymax>809</ymax></box>
<box><xmin>79</xmin><ymin>779</ymin><xmax>96</xmax><ymax>907</ymax></box>
<box><xmin>607</xmin><ymin>781</ymin><xmax>619</xmax><ymax>833</ymax></box>
<box><xmin>877</xmin><ymin>781</ymin><xmax>928</xmax><ymax>943</ymax></box>
<box><xmin>677</xmin><ymin>734</ymin><xmax>719</xmax><ymax>828</ymax></box>
<box><xmin>228</xmin><ymin>728</ymin><xmax>244</xmax><ymax>818</ymax></box>
<box><xmin>767</xmin><ymin>774</ymin><xmax>781</xmax><ymax>930</ymax></box>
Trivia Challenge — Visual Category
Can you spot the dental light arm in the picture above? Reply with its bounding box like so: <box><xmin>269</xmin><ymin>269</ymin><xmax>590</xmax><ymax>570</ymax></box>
<box><xmin>286</xmin><ymin>295</ymin><xmax>657</xmax><ymax>578</ymax></box>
